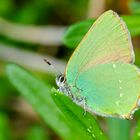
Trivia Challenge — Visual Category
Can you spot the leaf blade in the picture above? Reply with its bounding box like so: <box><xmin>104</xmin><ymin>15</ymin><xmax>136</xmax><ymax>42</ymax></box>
<box><xmin>6</xmin><ymin>64</ymin><xmax>78</xmax><ymax>140</ymax></box>
<box><xmin>107</xmin><ymin>118</ymin><xmax>131</xmax><ymax>140</ymax></box>
<box><xmin>132</xmin><ymin>119</ymin><xmax>140</xmax><ymax>140</ymax></box>
<box><xmin>51</xmin><ymin>88</ymin><xmax>108</xmax><ymax>140</ymax></box>
<box><xmin>63</xmin><ymin>15</ymin><xmax>140</xmax><ymax>48</ymax></box>
<box><xmin>0</xmin><ymin>113</ymin><xmax>10</xmax><ymax>140</ymax></box>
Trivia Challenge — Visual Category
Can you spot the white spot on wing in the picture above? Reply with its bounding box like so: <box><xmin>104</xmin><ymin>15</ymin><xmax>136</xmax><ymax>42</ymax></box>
<box><xmin>119</xmin><ymin>80</ymin><xmax>122</xmax><ymax>83</ymax></box>
<box><xmin>116</xmin><ymin>101</ymin><xmax>119</xmax><ymax>105</ymax></box>
<box><xmin>113</xmin><ymin>64</ymin><xmax>116</xmax><ymax>68</ymax></box>
<box><xmin>120</xmin><ymin>93</ymin><xmax>123</xmax><ymax>97</ymax></box>
<box><xmin>119</xmin><ymin>86</ymin><xmax>122</xmax><ymax>90</ymax></box>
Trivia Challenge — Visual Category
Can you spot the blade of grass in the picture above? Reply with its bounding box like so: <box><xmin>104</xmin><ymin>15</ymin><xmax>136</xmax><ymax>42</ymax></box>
<box><xmin>107</xmin><ymin>118</ymin><xmax>131</xmax><ymax>140</ymax></box>
<box><xmin>62</xmin><ymin>19</ymin><xmax>95</xmax><ymax>48</ymax></box>
<box><xmin>63</xmin><ymin>15</ymin><xmax>140</xmax><ymax>48</ymax></box>
<box><xmin>6</xmin><ymin>64</ymin><xmax>80</xmax><ymax>140</ymax></box>
<box><xmin>132</xmin><ymin>119</ymin><xmax>140</xmax><ymax>140</ymax></box>
<box><xmin>51</xmin><ymin>88</ymin><xmax>108</xmax><ymax>140</ymax></box>
<box><xmin>122</xmin><ymin>15</ymin><xmax>140</xmax><ymax>36</ymax></box>
<box><xmin>0</xmin><ymin>113</ymin><xmax>10</xmax><ymax>140</ymax></box>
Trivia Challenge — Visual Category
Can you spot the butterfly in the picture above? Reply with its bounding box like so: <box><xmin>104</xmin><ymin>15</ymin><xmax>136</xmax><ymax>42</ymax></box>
<box><xmin>47</xmin><ymin>10</ymin><xmax>140</xmax><ymax>119</ymax></box>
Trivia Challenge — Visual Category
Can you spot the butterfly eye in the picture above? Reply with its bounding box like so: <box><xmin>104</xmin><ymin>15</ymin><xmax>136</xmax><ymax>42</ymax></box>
<box><xmin>59</xmin><ymin>75</ymin><xmax>65</xmax><ymax>83</ymax></box>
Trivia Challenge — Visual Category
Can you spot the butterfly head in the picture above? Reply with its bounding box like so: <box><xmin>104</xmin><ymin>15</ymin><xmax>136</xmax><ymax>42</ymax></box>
<box><xmin>43</xmin><ymin>58</ymin><xmax>66</xmax><ymax>87</ymax></box>
<box><xmin>56</xmin><ymin>74</ymin><xmax>66</xmax><ymax>87</ymax></box>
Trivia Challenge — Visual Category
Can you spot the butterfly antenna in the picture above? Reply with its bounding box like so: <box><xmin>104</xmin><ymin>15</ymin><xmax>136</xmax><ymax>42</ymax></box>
<box><xmin>43</xmin><ymin>58</ymin><xmax>61</xmax><ymax>75</ymax></box>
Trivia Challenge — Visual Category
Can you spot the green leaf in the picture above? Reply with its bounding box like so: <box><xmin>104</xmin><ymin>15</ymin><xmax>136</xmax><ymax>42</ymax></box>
<box><xmin>122</xmin><ymin>15</ymin><xmax>140</xmax><ymax>36</ymax></box>
<box><xmin>132</xmin><ymin>119</ymin><xmax>140</xmax><ymax>140</ymax></box>
<box><xmin>6</xmin><ymin>64</ymin><xmax>79</xmax><ymax>140</ymax></box>
<box><xmin>63</xmin><ymin>15</ymin><xmax>140</xmax><ymax>48</ymax></box>
<box><xmin>129</xmin><ymin>0</ymin><xmax>140</xmax><ymax>14</ymax></box>
<box><xmin>0</xmin><ymin>113</ymin><xmax>10</xmax><ymax>140</ymax></box>
<box><xmin>63</xmin><ymin>19</ymin><xmax>95</xmax><ymax>48</ymax></box>
<box><xmin>51</xmin><ymin>88</ymin><xmax>108</xmax><ymax>140</ymax></box>
<box><xmin>107</xmin><ymin>118</ymin><xmax>130</xmax><ymax>140</ymax></box>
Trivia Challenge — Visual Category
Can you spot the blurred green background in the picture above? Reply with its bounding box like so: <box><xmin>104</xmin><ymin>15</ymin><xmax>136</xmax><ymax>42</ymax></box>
<box><xmin>1</xmin><ymin>0</ymin><xmax>140</xmax><ymax>140</ymax></box>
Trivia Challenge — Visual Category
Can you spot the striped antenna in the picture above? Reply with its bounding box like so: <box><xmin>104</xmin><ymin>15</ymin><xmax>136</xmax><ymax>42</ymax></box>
<box><xmin>43</xmin><ymin>58</ymin><xmax>61</xmax><ymax>75</ymax></box>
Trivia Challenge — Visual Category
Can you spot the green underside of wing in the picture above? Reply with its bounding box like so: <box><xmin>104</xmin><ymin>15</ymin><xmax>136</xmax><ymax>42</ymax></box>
<box><xmin>66</xmin><ymin>10</ymin><xmax>134</xmax><ymax>85</ymax></box>
<box><xmin>67</xmin><ymin>62</ymin><xmax>140</xmax><ymax>118</ymax></box>
<box><xmin>65</xmin><ymin>10</ymin><xmax>138</xmax><ymax>119</ymax></box>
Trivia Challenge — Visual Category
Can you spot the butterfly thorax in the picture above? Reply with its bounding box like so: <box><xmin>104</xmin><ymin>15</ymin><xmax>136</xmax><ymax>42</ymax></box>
<box><xmin>56</xmin><ymin>74</ymin><xmax>85</xmax><ymax>104</ymax></box>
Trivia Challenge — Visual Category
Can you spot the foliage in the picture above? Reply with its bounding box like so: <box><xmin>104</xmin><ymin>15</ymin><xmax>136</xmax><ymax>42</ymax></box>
<box><xmin>6</xmin><ymin>64</ymin><xmax>75</xmax><ymax>140</ymax></box>
<box><xmin>63</xmin><ymin>15</ymin><xmax>140</xmax><ymax>48</ymax></box>
<box><xmin>129</xmin><ymin>0</ymin><xmax>140</xmax><ymax>14</ymax></box>
<box><xmin>6</xmin><ymin>64</ymin><xmax>107</xmax><ymax>140</ymax></box>
<box><xmin>0</xmin><ymin>113</ymin><xmax>10</xmax><ymax>140</ymax></box>
<box><xmin>1</xmin><ymin>1</ymin><xmax>140</xmax><ymax>140</ymax></box>
<box><xmin>52</xmin><ymin>89</ymin><xmax>107</xmax><ymax>140</ymax></box>
<box><xmin>107</xmin><ymin>118</ymin><xmax>130</xmax><ymax>140</ymax></box>
<box><xmin>132</xmin><ymin>118</ymin><xmax>140</xmax><ymax>140</ymax></box>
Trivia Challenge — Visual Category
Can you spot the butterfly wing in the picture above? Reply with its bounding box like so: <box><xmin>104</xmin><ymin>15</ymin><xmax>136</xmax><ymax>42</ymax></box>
<box><xmin>66</xmin><ymin>10</ymin><xmax>134</xmax><ymax>84</ymax></box>
<box><xmin>65</xmin><ymin>10</ymin><xmax>138</xmax><ymax>119</ymax></box>
<box><xmin>75</xmin><ymin>62</ymin><xmax>140</xmax><ymax>119</ymax></box>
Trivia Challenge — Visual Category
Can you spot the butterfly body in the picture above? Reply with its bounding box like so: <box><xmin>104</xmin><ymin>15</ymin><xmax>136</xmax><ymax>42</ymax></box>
<box><xmin>56</xmin><ymin>74</ymin><xmax>85</xmax><ymax>104</ymax></box>
<box><xmin>56</xmin><ymin>10</ymin><xmax>140</xmax><ymax>119</ymax></box>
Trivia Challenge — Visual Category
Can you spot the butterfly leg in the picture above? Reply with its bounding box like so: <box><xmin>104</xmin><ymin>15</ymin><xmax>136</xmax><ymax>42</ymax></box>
<box><xmin>82</xmin><ymin>97</ymin><xmax>87</xmax><ymax>116</ymax></box>
<box><xmin>69</xmin><ymin>83</ymin><xmax>83</xmax><ymax>93</ymax></box>
<box><xmin>74</xmin><ymin>95</ymin><xmax>87</xmax><ymax>116</ymax></box>
<box><xmin>83</xmin><ymin>97</ymin><xmax>87</xmax><ymax>116</ymax></box>
<box><xmin>67</xmin><ymin>83</ymin><xmax>87</xmax><ymax>115</ymax></box>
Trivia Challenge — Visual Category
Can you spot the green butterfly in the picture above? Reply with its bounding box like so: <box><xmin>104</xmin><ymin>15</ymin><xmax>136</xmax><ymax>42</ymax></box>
<box><xmin>56</xmin><ymin>10</ymin><xmax>140</xmax><ymax>119</ymax></box>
